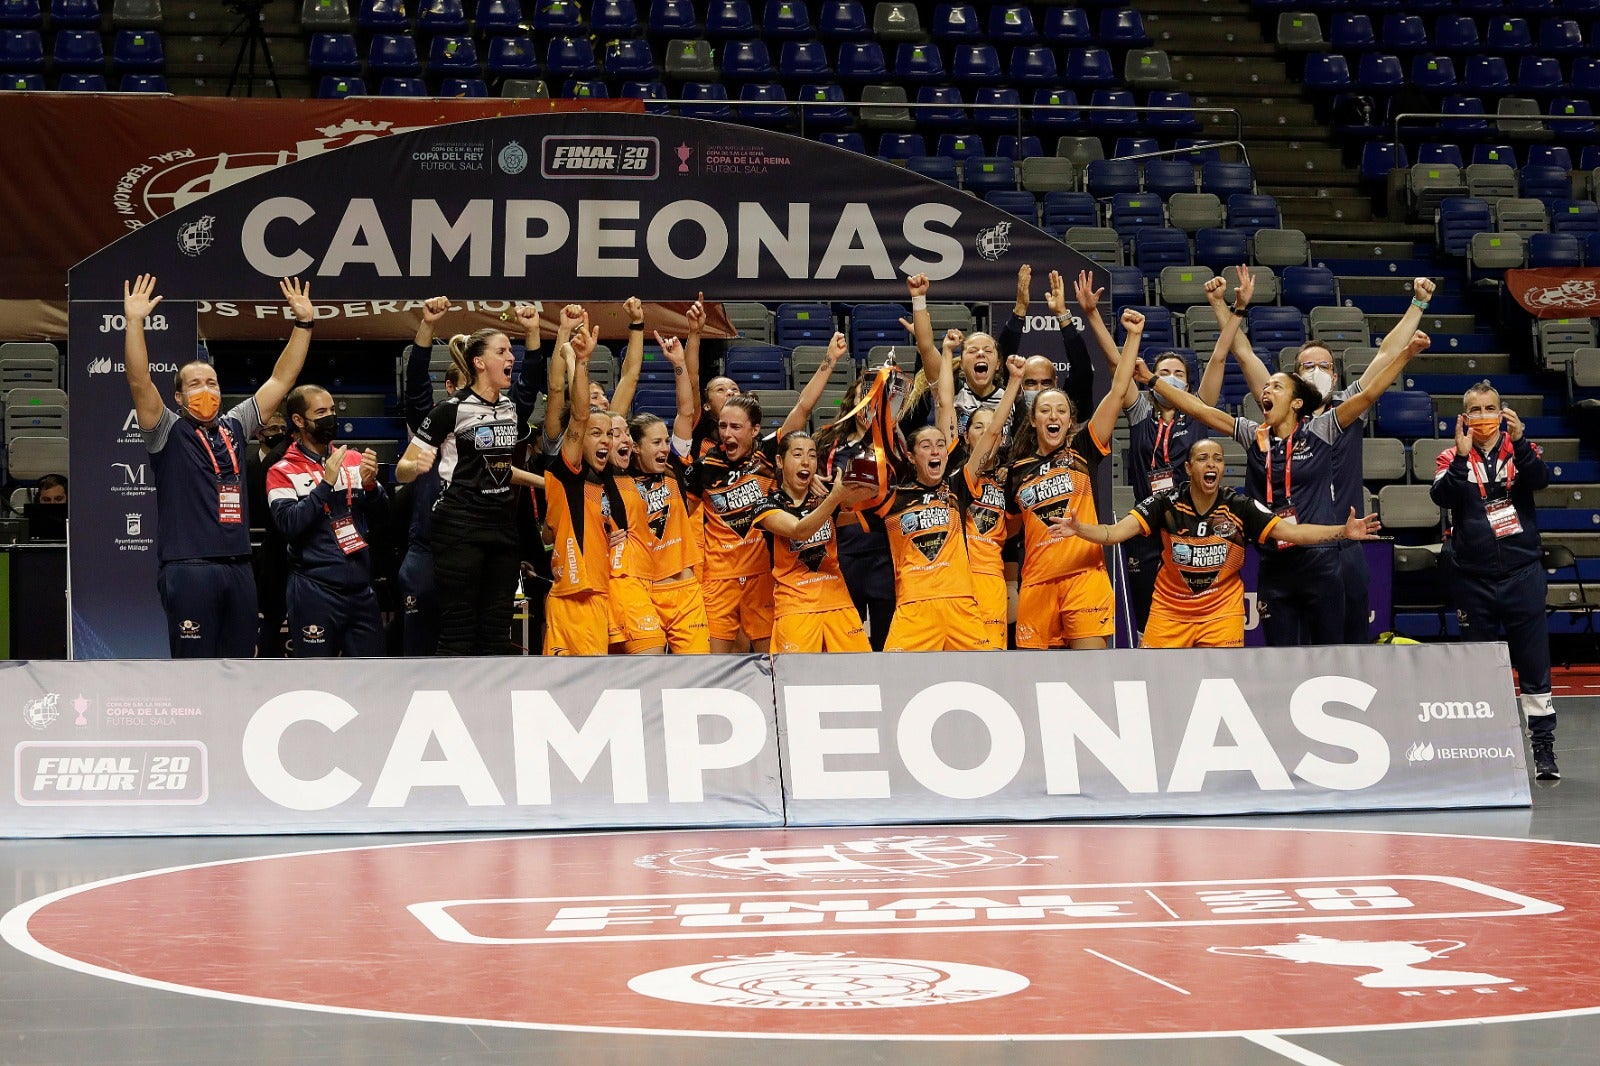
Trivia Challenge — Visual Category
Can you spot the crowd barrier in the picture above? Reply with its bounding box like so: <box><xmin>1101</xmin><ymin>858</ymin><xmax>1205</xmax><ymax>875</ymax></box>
<box><xmin>1</xmin><ymin>643</ymin><xmax>1529</xmax><ymax>837</ymax></box>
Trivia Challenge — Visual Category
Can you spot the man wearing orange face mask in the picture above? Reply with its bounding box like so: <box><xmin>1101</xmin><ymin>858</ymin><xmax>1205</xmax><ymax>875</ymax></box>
<box><xmin>1431</xmin><ymin>382</ymin><xmax>1558</xmax><ymax>780</ymax></box>
<box><xmin>122</xmin><ymin>273</ymin><xmax>316</xmax><ymax>658</ymax></box>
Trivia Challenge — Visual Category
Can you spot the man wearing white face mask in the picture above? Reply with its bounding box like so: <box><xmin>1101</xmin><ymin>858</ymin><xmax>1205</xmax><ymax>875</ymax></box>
<box><xmin>123</xmin><ymin>273</ymin><xmax>316</xmax><ymax>659</ymax></box>
<box><xmin>1431</xmin><ymin>383</ymin><xmax>1558</xmax><ymax>780</ymax></box>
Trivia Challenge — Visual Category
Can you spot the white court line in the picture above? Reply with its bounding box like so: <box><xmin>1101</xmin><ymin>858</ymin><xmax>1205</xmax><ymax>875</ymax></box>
<box><xmin>1243</xmin><ymin>1032</ymin><xmax>1347</xmax><ymax>1065</ymax></box>
<box><xmin>1082</xmin><ymin>949</ymin><xmax>1190</xmax><ymax>996</ymax></box>
<box><xmin>1144</xmin><ymin>888</ymin><xmax>1181</xmax><ymax>920</ymax></box>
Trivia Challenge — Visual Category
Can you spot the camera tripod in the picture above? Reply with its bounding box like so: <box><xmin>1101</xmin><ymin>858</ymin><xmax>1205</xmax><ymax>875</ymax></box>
<box><xmin>224</xmin><ymin>0</ymin><xmax>281</xmax><ymax>97</ymax></box>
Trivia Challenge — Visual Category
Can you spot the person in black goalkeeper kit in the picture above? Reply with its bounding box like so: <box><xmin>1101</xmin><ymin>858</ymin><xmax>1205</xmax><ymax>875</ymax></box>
<box><xmin>1431</xmin><ymin>382</ymin><xmax>1559</xmax><ymax>781</ymax></box>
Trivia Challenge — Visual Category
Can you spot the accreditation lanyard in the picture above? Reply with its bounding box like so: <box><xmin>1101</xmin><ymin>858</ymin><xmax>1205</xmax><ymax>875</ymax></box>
<box><xmin>1148</xmin><ymin>415</ymin><xmax>1178</xmax><ymax>493</ymax></box>
<box><xmin>197</xmin><ymin>425</ymin><xmax>242</xmax><ymax>525</ymax></box>
<box><xmin>1467</xmin><ymin>436</ymin><xmax>1523</xmax><ymax>540</ymax></box>
<box><xmin>1466</xmin><ymin>434</ymin><xmax>1517</xmax><ymax>499</ymax></box>
<box><xmin>1259</xmin><ymin>425</ymin><xmax>1296</xmax><ymax>511</ymax></box>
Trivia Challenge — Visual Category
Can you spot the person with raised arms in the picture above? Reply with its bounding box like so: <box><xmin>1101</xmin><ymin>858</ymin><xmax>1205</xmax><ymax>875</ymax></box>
<box><xmin>122</xmin><ymin>273</ymin><xmax>315</xmax><ymax>658</ymax></box>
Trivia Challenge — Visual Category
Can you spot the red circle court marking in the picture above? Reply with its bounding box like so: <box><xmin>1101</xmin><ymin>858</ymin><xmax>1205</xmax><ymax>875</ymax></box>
<box><xmin>6</xmin><ymin>825</ymin><xmax>1600</xmax><ymax>1040</ymax></box>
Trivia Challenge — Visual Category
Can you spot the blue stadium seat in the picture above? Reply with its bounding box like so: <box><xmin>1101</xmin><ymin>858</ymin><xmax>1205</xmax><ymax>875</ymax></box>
<box><xmin>318</xmin><ymin>75</ymin><xmax>367</xmax><ymax>97</ymax></box>
<box><xmin>877</xmin><ymin>131</ymin><xmax>925</xmax><ymax>161</ymax></box>
<box><xmin>0</xmin><ymin>0</ymin><xmax>40</xmax><ymax>27</ymax></box>
<box><xmin>604</xmin><ymin>37</ymin><xmax>657</xmax><ymax>78</ymax></box>
<box><xmin>648</xmin><ymin>0</ymin><xmax>699</xmax><ymax>36</ymax></box>
<box><xmin>1201</xmin><ymin>161</ymin><xmax>1254</xmax><ymax>197</ymax></box>
<box><xmin>1303</xmin><ymin>53</ymin><xmax>1351</xmax><ymax>93</ymax></box>
<box><xmin>1381</xmin><ymin>14</ymin><xmax>1427</xmax><ymax>52</ymax></box>
<box><xmin>930</xmin><ymin>3</ymin><xmax>981</xmax><ymax>41</ymax></box>
<box><xmin>1328</xmin><ymin>13</ymin><xmax>1376</xmax><ymax>52</ymax></box>
<box><xmin>1194</xmin><ymin>227</ymin><xmax>1249</xmax><ymax>272</ymax></box>
<box><xmin>763</xmin><ymin>0</ymin><xmax>812</xmax><ymax>38</ymax></box>
<box><xmin>52</xmin><ymin>29</ymin><xmax>103</xmax><ymax>71</ymax></box>
<box><xmin>1551</xmin><ymin>97</ymin><xmax>1596</xmax><ymax>138</ymax></box>
<box><xmin>1436</xmin><ymin>196</ymin><xmax>1494</xmax><ymax>256</ymax></box>
<box><xmin>1518</xmin><ymin>55</ymin><xmax>1567</xmax><ymax>95</ymax></box>
<box><xmin>112</xmin><ymin>29</ymin><xmax>163</xmax><ymax>71</ymax></box>
<box><xmin>441</xmin><ymin>77</ymin><xmax>488</xmax><ymax>96</ymax></box>
<box><xmin>380</xmin><ymin>75</ymin><xmax>429</xmax><ymax>96</ymax></box>
<box><xmin>1440</xmin><ymin>95</ymin><xmax>1490</xmax><ymax>136</ymax></box>
<box><xmin>417</xmin><ymin>0</ymin><xmax>468</xmax><ymax>32</ymax></box>
<box><xmin>797</xmin><ymin>82</ymin><xmax>850</xmax><ymax>126</ymax></box>
<box><xmin>0</xmin><ymin>28</ymin><xmax>43</xmax><ymax>71</ymax></box>
<box><xmin>963</xmin><ymin>155</ymin><xmax>1017</xmax><ymax>194</ymax></box>
<box><xmin>590</xmin><ymin>0</ymin><xmax>639</xmax><ymax>36</ymax></box>
<box><xmin>1520</xmin><ymin>165</ymin><xmax>1573</xmax><ymax>206</ymax></box>
<box><xmin>1411</xmin><ymin>54</ymin><xmax>1457</xmax><ymax>95</ymax></box>
<box><xmin>368</xmin><ymin>34</ymin><xmax>420</xmax><ymax>76</ymax></box>
<box><xmin>547</xmin><ymin>36</ymin><xmax>598</xmax><ymax>78</ymax></box>
<box><xmin>563</xmin><ymin>77</ymin><xmax>606</xmax><ymax>96</ymax></box>
<box><xmin>705</xmin><ymin>0</ymin><xmax>754</xmax><ymax>39</ymax></box>
<box><xmin>1539</xmin><ymin>17</ymin><xmax>1586</xmax><ymax>55</ymax></box>
<box><xmin>1144</xmin><ymin>90</ymin><xmax>1202</xmax><ymax>135</ymax></box>
<box><xmin>1551</xmin><ymin>199</ymin><xmax>1600</xmax><ymax>236</ymax></box>
<box><xmin>1107</xmin><ymin>265</ymin><xmax>1147</xmax><ymax>305</ymax></box>
<box><xmin>1085</xmin><ymin>157</ymin><xmax>1140</xmax><ymax>199</ymax></box>
<box><xmin>1463</xmin><ymin>56</ymin><xmax>1512</xmax><ymax>95</ymax></box>
<box><xmin>57</xmin><ymin>70</ymin><xmax>103</xmax><ymax>89</ymax></box>
<box><xmin>430</xmin><ymin>35</ymin><xmax>481</xmax><ymax>76</ymax></box>
<box><xmin>952</xmin><ymin>42</ymin><xmax>1003</xmax><ymax>83</ymax></box>
<box><xmin>775</xmin><ymin>303</ymin><xmax>836</xmax><ymax>348</ymax></box>
<box><xmin>1114</xmin><ymin>136</ymin><xmax>1160</xmax><ymax>159</ymax></box>
<box><xmin>818</xmin><ymin>131</ymin><xmax>866</xmax><ymax>153</ymax></box>
<box><xmin>1376</xmin><ymin>391</ymin><xmax>1436</xmax><ymax>441</ymax></box>
<box><xmin>1474</xmin><ymin>143</ymin><xmax>1518</xmax><ymax>166</ymax></box>
<box><xmin>1486</xmin><ymin>17</ymin><xmax>1534</xmax><ymax>54</ymax></box>
<box><xmin>1042</xmin><ymin>191</ymin><xmax>1097</xmax><ymax>236</ymax></box>
<box><xmin>894</xmin><ymin>41</ymin><xmax>945</xmax><ymax>83</ymax></box>
<box><xmin>469</xmin><ymin>0</ymin><xmax>529</xmax><ymax>36</ymax></box>
<box><xmin>117</xmin><ymin>72</ymin><xmax>164</xmax><ymax>91</ymax></box>
<box><xmin>3</xmin><ymin>70</ymin><xmax>41</xmax><ymax>87</ymax></box>
<box><xmin>936</xmin><ymin>132</ymin><xmax>984</xmax><ymax>160</ymax></box>
<box><xmin>1122</xmin><ymin>306</ymin><xmax>1175</xmax><ymax>350</ymax></box>
<box><xmin>817</xmin><ymin>0</ymin><xmax>869</xmax><ymax>40</ymax></box>
<box><xmin>357</xmin><ymin>0</ymin><xmax>406</xmax><ymax>30</ymax></box>
<box><xmin>487</xmin><ymin>35</ymin><xmax>538</xmax><ymax>78</ymax></box>
<box><xmin>1358</xmin><ymin>52</ymin><xmax>1405</xmax><ymax>93</ymax></box>
<box><xmin>834</xmin><ymin>40</ymin><xmax>885</xmax><ymax>81</ymax></box>
<box><xmin>1360</xmin><ymin>141</ymin><xmax>1409</xmax><ymax>186</ymax></box>
<box><xmin>307</xmin><ymin>32</ymin><xmax>361</xmax><ymax>75</ymax></box>
<box><xmin>778</xmin><ymin>39</ymin><xmax>829</xmax><ymax>81</ymax></box>
<box><xmin>1133</xmin><ymin>227</ymin><xmax>1191</xmax><ymax>277</ymax></box>
<box><xmin>678</xmin><ymin>81</ymin><xmax>731</xmax><ymax>118</ymax></box>
<box><xmin>1011</xmin><ymin>44</ymin><xmax>1062</xmax><ymax>85</ymax></box>
<box><xmin>534</xmin><ymin>0</ymin><xmax>583</xmax><ymax>33</ymax></box>
<box><xmin>47</xmin><ymin>0</ymin><xmax>97</xmax><ymax>26</ymax></box>
<box><xmin>985</xmin><ymin>190</ymin><xmax>1037</xmax><ymax>222</ymax></box>
<box><xmin>737</xmin><ymin>82</ymin><xmax>793</xmax><ymax>126</ymax></box>
<box><xmin>1418</xmin><ymin>142</ymin><xmax>1465</xmax><ymax>167</ymax></box>
<box><xmin>1433</xmin><ymin>16</ymin><xmax>1480</xmax><ymax>53</ymax></box>
<box><xmin>1249</xmin><ymin>305</ymin><xmax>1308</xmax><ymax>348</ymax></box>
<box><xmin>996</xmin><ymin>134</ymin><xmax>1043</xmax><ymax>160</ymax></box>
<box><xmin>989</xmin><ymin>4</ymin><xmax>1037</xmax><ymax>43</ymax></box>
<box><xmin>1528</xmin><ymin>232</ymin><xmax>1583</xmax><ymax>267</ymax></box>
<box><xmin>725</xmin><ymin>344</ymin><xmax>790</xmax><ymax>388</ymax></box>
<box><xmin>906</xmin><ymin>154</ymin><xmax>960</xmax><ymax>188</ymax></box>
<box><xmin>973</xmin><ymin>86</ymin><xmax>1022</xmax><ymax>131</ymax></box>
<box><xmin>1226</xmin><ymin>194</ymin><xmax>1281</xmax><ymax>237</ymax></box>
<box><xmin>621</xmin><ymin>79</ymin><xmax>671</xmax><ymax>112</ymax></box>
<box><xmin>915</xmin><ymin>85</ymin><xmax>967</xmax><ymax>130</ymax></box>
<box><xmin>1143</xmin><ymin>158</ymin><xmax>1197</xmax><ymax>197</ymax></box>
<box><xmin>848</xmin><ymin>303</ymin><xmax>910</xmax><ymax>361</ymax></box>
<box><xmin>1043</xmin><ymin>6</ymin><xmax>1091</xmax><ymax>45</ymax></box>
<box><xmin>1099</xmin><ymin>7</ymin><xmax>1150</xmax><ymax>47</ymax></box>
<box><xmin>1526</xmin><ymin>145</ymin><xmax>1573</xmax><ymax>169</ymax></box>
<box><xmin>1064</xmin><ymin>47</ymin><xmax>1117</xmax><ymax>89</ymax></box>
<box><xmin>1279</xmin><ymin>266</ymin><xmax>1338</xmax><ymax>313</ymax></box>
<box><xmin>1090</xmin><ymin>88</ymin><xmax>1140</xmax><ymax>133</ymax></box>
<box><xmin>1031</xmin><ymin>88</ymin><xmax>1081</xmax><ymax>133</ymax></box>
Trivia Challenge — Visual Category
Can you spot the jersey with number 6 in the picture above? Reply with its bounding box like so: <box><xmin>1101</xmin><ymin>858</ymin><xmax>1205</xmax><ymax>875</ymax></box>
<box><xmin>1132</xmin><ymin>486</ymin><xmax>1280</xmax><ymax>621</ymax></box>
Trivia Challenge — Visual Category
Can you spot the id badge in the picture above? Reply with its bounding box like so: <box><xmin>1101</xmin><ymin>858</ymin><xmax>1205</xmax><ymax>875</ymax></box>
<box><xmin>217</xmin><ymin>481</ymin><xmax>242</xmax><ymax>525</ymax></box>
<box><xmin>331</xmin><ymin>515</ymin><xmax>367</xmax><ymax>555</ymax></box>
<box><xmin>1148</xmin><ymin>466</ymin><xmax>1175</xmax><ymax>494</ymax></box>
<box><xmin>1486</xmin><ymin>498</ymin><xmax>1523</xmax><ymax>539</ymax></box>
<box><xmin>1273</xmin><ymin>504</ymin><xmax>1297</xmax><ymax>551</ymax></box>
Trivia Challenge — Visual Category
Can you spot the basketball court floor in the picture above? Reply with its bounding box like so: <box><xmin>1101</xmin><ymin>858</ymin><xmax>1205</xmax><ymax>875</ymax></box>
<box><xmin>3</xmin><ymin>696</ymin><xmax>1596</xmax><ymax>1066</ymax></box>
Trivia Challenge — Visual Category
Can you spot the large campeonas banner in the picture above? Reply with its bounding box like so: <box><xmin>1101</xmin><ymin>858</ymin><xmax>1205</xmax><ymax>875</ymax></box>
<box><xmin>0</xmin><ymin>644</ymin><xmax>1529</xmax><ymax>837</ymax></box>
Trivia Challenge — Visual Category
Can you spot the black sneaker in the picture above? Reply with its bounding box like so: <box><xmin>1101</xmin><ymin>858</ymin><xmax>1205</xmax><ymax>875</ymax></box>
<box><xmin>1533</xmin><ymin>742</ymin><xmax>1560</xmax><ymax>781</ymax></box>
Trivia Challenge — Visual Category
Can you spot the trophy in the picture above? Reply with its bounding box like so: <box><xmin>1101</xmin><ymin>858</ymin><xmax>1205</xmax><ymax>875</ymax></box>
<box><xmin>1209</xmin><ymin>933</ymin><xmax>1511</xmax><ymax>989</ymax></box>
<box><xmin>835</xmin><ymin>354</ymin><xmax>909</xmax><ymax>505</ymax></box>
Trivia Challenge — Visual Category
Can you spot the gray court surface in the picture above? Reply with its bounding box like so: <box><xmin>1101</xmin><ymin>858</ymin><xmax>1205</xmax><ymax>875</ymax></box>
<box><xmin>2</xmin><ymin>699</ymin><xmax>1596</xmax><ymax>1066</ymax></box>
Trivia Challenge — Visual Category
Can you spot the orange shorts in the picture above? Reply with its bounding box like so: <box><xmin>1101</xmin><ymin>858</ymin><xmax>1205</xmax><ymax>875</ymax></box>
<box><xmin>703</xmin><ymin>572</ymin><xmax>775</xmax><ymax>643</ymax></box>
<box><xmin>544</xmin><ymin>590</ymin><xmax>611</xmax><ymax>657</ymax></box>
<box><xmin>609</xmin><ymin>575</ymin><xmax>667</xmax><ymax>653</ymax></box>
<box><xmin>1142</xmin><ymin>603</ymin><xmax>1244</xmax><ymax>649</ymax></box>
<box><xmin>973</xmin><ymin>572</ymin><xmax>1009</xmax><ymax>650</ymax></box>
<box><xmin>770</xmin><ymin>607</ymin><xmax>870</xmax><ymax>654</ymax></box>
<box><xmin>1014</xmin><ymin>567</ymin><xmax>1115</xmax><ymax>649</ymax></box>
<box><xmin>884</xmin><ymin>596</ymin><xmax>1000</xmax><ymax>652</ymax></box>
<box><xmin>650</xmin><ymin>575</ymin><xmax>711</xmax><ymax>654</ymax></box>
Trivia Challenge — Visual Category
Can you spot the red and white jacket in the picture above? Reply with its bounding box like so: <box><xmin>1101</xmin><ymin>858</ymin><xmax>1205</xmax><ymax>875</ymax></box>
<box><xmin>266</xmin><ymin>442</ymin><xmax>387</xmax><ymax>591</ymax></box>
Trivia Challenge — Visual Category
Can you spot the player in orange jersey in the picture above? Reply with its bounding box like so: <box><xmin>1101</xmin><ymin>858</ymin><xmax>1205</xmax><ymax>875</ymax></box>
<box><xmin>752</xmin><ymin>432</ymin><xmax>876</xmax><ymax>653</ymax></box>
<box><xmin>1049</xmin><ymin>438</ymin><xmax>1382</xmax><ymax>647</ymax></box>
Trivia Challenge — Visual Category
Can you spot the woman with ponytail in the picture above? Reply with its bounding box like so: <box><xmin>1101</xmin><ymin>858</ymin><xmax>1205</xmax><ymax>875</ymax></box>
<box><xmin>395</xmin><ymin>326</ymin><xmax>540</xmax><ymax>654</ymax></box>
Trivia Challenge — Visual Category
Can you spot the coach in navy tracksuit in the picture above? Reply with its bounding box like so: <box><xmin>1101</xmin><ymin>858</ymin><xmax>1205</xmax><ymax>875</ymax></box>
<box><xmin>123</xmin><ymin>273</ymin><xmax>314</xmax><ymax>658</ymax></box>
<box><xmin>267</xmin><ymin>384</ymin><xmax>387</xmax><ymax>657</ymax></box>
<box><xmin>1431</xmin><ymin>382</ymin><xmax>1558</xmax><ymax>780</ymax></box>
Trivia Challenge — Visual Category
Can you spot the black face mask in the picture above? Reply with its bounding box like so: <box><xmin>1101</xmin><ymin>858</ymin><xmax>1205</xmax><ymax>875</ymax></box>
<box><xmin>259</xmin><ymin>429</ymin><xmax>286</xmax><ymax>449</ymax></box>
<box><xmin>301</xmin><ymin>414</ymin><xmax>337</xmax><ymax>446</ymax></box>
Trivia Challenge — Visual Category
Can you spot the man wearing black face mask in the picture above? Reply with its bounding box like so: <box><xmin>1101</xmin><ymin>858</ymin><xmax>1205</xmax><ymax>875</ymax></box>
<box><xmin>265</xmin><ymin>384</ymin><xmax>387</xmax><ymax>657</ymax></box>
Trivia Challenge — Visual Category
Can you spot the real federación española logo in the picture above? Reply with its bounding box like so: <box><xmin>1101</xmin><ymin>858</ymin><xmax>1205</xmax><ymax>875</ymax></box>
<box><xmin>498</xmin><ymin>141</ymin><xmax>529</xmax><ymax>176</ymax></box>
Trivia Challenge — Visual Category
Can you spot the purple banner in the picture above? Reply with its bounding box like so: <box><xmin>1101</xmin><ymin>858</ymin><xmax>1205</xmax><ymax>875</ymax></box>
<box><xmin>1240</xmin><ymin>542</ymin><xmax>1394</xmax><ymax>646</ymax></box>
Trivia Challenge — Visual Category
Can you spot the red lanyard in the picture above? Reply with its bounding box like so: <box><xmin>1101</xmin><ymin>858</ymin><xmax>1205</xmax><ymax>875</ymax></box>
<box><xmin>195</xmin><ymin>426</ymin><xmax>238</xmax><ymax>478</ymax></box>
<box><xmin>1466</xmin><ymin>435</ymin><xmax>1516</xmax><ymax>499</ymax></box>
<box><xmin>1150</xmin><ymin>415</ymin><xmax>1175</xmax><ymax>468</ymax></box>
<box><xmin>1260</xmin><ymin>425</ymin><xmax>1294</xmax><ymax>507</ymax></box>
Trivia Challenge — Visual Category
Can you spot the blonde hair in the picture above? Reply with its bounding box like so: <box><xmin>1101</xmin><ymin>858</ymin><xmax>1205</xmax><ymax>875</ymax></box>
<box><xmin>447</xmin><ymin>328</ymin><xmax>503</xmax><ymax>389</ymax></box>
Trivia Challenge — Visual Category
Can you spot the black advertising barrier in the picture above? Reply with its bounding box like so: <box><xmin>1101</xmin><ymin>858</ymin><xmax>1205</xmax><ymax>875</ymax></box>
<box><xmin>68</xmin><ymin>111</ymin><xmax>1103</xmax><ymax>659</ymax></box>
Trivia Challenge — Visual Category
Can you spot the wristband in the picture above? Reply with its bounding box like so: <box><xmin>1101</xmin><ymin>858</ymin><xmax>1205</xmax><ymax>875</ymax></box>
<box><xmin>628</xmin><ymin>321</ymin><xmax>645</xmax><ymax>331</ymax></box>
<box><xmin>1230</xmin><ymin>305</ymin><xmax>1246</xmax><ymax>317</ymax></box>
<box><xmin>293</xmin><ymin>318</ymin><xmax>315</xmax><ymax>329</ymax></box>
<box><xmin>1411</xmin><ymin>297</ymin><xmax>1429</xmax><ymax>310</ymax></box>
<box><xmin>911</xmin><ymin>295</ymin><xmax>927</xmax><ymax>311</ymax></box>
